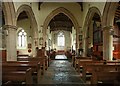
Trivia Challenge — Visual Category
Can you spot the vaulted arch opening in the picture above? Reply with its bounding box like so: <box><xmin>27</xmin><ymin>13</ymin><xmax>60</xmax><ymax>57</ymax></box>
<box><xmin>43</xmin><ymin>7</ymin><xmax>79</xmax><ymax>53</ymax></box>
<box><xmin>48</xmin><ymin>13</ymin><xmax>73</xmax><ymax>52</ymax></box>
<box><xmin>16</xmin><ymin>4</ymin><xmax>38</xmax><ymax>56</ymax></box>
<box><xmin>83</xmin><ymin>7</ymin><xmax>102</xmax><ymax>60</ymax></box>
<box><xmin>43</xmin><ymin>7</ymin><xmax>79</xmax><ymax>56</ymax></box>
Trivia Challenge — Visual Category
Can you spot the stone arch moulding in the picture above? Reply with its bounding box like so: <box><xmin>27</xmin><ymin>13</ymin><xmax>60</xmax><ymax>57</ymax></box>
<box><xmin>2</xmin><ymin>2</ymin><xmax>16</xmax><ymax>25</ymax></box>
<box><xmin>102</xmin><ymin>2</ymin><xmax>118</xmax><ymax>27</ymax></box>
<box><xmin>43</xmin><ymin>7</ymin><xmax>79</xmax><ymax>48</ymax></box>
<box><xmin>83</xmin><ymin>7</ymin><xmax>101</xmax><ymax>57</ymax></box>
<box><xmin>84</xmin><ymin>7</ymin><xmax>101</xmax><ymax>38</ymax></box>
<box><xmin>16</xmin><ymin>4</ymin><xmax>38</xmax><ymax>38</ymax></box>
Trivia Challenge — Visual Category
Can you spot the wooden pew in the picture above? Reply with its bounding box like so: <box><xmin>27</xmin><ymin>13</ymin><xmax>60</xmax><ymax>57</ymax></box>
<box><xmin>3</xmin><ymin>81</ymin><xmax>12</xmax><ymax>85</ymax></box>
<box><xmin>72</xmin><ymin>54</ymin><xmax>75</xmax><ymax>67</ymax></box>
<box><xmin>74</xmin><ymin>56</ymin><xmax>92</xmax><ymax>71</ymax></box>
<box><xmin>2</xmin><ymin>61</ymin><xmax>41</xmax><ymax>83</ymax></box>
<box><xmin>17</xmin><ymin>54</ymin><xmax>29</xmax><ymax>57</ymax></box>
<box><xmin>91</xmin><ymin>71</ymin><xmax>120</xmax><ymax>85</ymax></box>
<box><xmin>2</xmin><ymin>61</ymin><xmax>40</xmax><ymax>72</ymax></box>
<box><xmin>44</xmin><ymin>56</ymin><xmax>49</xmax><ymax>70</ymax></box>
<box><xmin>76</xmin><ymin>59</ymin><xmax>120</xmax><ymax>81</ymax></box>
<box><xmin>17</xmin><ymin>57</ymin><xmax>48</xmax><ymax>74</ymax></box>
<box><xmin>77</xmin><ymin>60</ymin><xmax>102</xmax><ymax>73</ymax></box>
<box><xmin>82</xmin><ymin>63</ymin><xmax>120</xmax><ymax>82</ymax></box>
<box><xmin>2</xmin><ymin>68</ymin><xmax>33</xmax><ymax>85</ymax></box>
<box><xmin>77</xmin><ymin>60</ymin><xmax>120</xmax><ymax>74</ymax></box>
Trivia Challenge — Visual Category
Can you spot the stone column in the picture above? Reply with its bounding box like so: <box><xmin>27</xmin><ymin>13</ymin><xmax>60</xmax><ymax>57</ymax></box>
<box><xmin>32</xmin><ymin>31</ymin><xmax>39</xmax><ymax>57</ymax></box>
<box><xmin>82</xmin><ymin>37</ymin><xmax>86</xmax><ymax>57</ymax></box>
<box><xmin>103</xmin><ymin>26</ymin><xmax>113</xmax><ymax>61</ymax></box>
<box><xmin>76</xmin><ymin>26</ymin><xmax>80</xmax><ymax>53</ymax></box>
<box><xmin>3</xmin><ymin>25</ymin><xmax>17</xmax><ymax>61</ymax></box>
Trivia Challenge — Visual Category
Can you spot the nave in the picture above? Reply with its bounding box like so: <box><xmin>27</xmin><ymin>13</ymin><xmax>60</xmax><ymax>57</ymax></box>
<box><xmin>38</xmin><ymin>55</ymin><xmax>86</xmax><ymax>86</ymax></box>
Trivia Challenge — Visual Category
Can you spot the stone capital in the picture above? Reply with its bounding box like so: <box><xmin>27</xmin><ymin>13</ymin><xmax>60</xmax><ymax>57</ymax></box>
<box><xmin>102</xmin><ymin>26</ymin><xmax>114</xmax><ymax>35</ymax></box>
<box><xmin>3</xmin><ymin>25</ymin><xmax>17</xmax><ymax>30</ymax></box>
<box><xmin>102</xmin><ymin>26</ymin><xmax>113</xmax><ymax>31</ymax></box>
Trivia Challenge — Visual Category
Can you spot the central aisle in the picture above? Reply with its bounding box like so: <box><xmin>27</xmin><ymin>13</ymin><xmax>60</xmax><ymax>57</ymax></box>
<box><xmin>38</xmin><ymin>55</ymin><xmax>86</xmax><ymax>86</ymax></box>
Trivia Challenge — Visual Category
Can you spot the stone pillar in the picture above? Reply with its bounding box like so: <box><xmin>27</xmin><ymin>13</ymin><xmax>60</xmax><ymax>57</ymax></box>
<box><xmin>82</xmin><ymin>37</ymin><xmax>86</xmax><ymax>57</ymax></box>
<box><xmin>3</xmin><ymin>25</ymin><xmax>17</xmax><ymax>61</ymax></box>
<box><xmin>32</xmin><ymin>31</ymin><xmax>39</xmax><ymax>57</ymax></box>
<box><xmin>103</xmin><ymin>26</ymin><xmax>113</xmax><ymax>61</ymax></box>
<box><xmin>43</xmin><ymin>26</ymin><xmax>46</xmax><ymax>48</ymax></box>
<box><xmin>82</xmin><ymin>26</ymin><xmax>88</xmax><ymax>57</ymax></box>
<box><xmin>76</xmin><ymin>27</ymin><xmax>80</xmax><ymax>53</ymax></box>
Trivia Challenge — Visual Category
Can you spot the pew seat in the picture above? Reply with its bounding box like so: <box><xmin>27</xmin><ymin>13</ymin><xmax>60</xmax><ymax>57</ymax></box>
<box><xmin>2</xmin><ymin>68</ymin><xmax>32</xmax><ymax>84</ymax></box>
<box><xmin>17</xmin><ymin>57</ymin><xmax>49</xmax><ymax>74</ymax></box>
<box><xmin>91</xmin><ymin>71</ymin><xmax>120</xmax><ymax>85</ymax></box>
<box><xmin>82</xmin><ymin>63</ymin><xmax>120</xmax><ymax>82</ymax></box>
<box><xmin>2</xmin><ymin>61</ymin><xmax>41</xmax><ymax>83</ymax></box>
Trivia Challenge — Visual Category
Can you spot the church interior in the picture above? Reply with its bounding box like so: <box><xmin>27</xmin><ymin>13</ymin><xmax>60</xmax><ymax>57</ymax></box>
<box><xmin>0</xmin><ymin>1</ymin><xmax>120</xmax><ymax>86</ymax></box>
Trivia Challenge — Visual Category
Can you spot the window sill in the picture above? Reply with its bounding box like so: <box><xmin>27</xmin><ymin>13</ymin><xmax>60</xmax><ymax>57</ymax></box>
<box><xmin>17</xmin><ymin>47</ymin><xmax>27</xmax><ymax>49</ymax></box>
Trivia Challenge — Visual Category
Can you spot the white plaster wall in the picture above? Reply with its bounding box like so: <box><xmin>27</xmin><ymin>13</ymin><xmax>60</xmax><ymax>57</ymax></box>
<box><xmin>13</xmin><ymin>2</ymin><xmax>31</xmax><ymax>12</ymax></box>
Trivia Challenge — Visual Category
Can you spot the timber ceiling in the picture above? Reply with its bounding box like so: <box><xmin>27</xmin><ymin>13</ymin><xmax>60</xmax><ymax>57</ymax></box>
<box><xmin>49</xmin><ymin>13</ymin><xmax>73</xmax><ymax>32</ymax></box>
<box><xmin>114</xmin><ymin>1</ymin><xmax>120</xmax><ymax>29</ymax></box>
<box><xmin>114</xmin><ymin>1</ymin><xmax>120</xmax><ymax>22</ymax></box>
<box><xmin>92</xmin><ymin>13</ymin><xmax>101</xmax><ymax>22</ymax></box>
<box><xmin>17</xmin><ymin>11</ymin><xmax>28</xmax><ymax>21</ymax></box>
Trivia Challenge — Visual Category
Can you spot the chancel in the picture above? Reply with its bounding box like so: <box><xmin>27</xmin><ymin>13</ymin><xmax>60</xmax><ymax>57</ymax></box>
<box><xmin>1</xmin><ymin>0</ymin><xmax>120</xmax><ymax>86</ymax></box>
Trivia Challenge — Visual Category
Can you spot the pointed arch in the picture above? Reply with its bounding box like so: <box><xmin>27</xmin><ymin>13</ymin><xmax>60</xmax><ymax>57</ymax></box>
<box><xmin>16</xmin><ymin>4</ymin><xmax>39</xmax><ymax>56</ymax></box>
<box><xmin>2</xmin><ymin>2</ymin><xmax>16</xmax><ymax>25</ymax></box>
<box><xmin>84</xmin><ymin>7</ymin><xmax>101</xmax><ymax>39</ymax></box>
<box><xmin>82</xmin><ymin>7</ymin><xmax>101</xmax><ymax>56</ymax></box>
<box><xmin>102</xmin><ymin>2</ymin><xmax>118</xmax><ymax>27</ymax></box>
<box><xmin>16</xmin><ymin>4</ymin><xmax>38</xmax><ymax>38</ymax></box>
<box><xmin>84</xmin><ymin>7</ymin><xmax>101</xmax><ymax>29</ymax></box>
<box><xmin>43</xmin><ymin>7</ymin><xmax>79</xmax><ymax>48</ymax></box>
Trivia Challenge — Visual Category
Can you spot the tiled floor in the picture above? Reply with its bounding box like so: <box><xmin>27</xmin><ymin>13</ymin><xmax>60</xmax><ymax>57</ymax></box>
<box><xmin>38</xmin><ymin>55</ymin><xmax>87</xmax><ymax>86</ymax></box>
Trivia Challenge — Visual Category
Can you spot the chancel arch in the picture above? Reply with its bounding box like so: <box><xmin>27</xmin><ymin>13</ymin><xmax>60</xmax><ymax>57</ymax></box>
<box><xmin>43</xmin><ymin>7</ymin><xmax>79</xmax><ymax>51</ymax></box>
